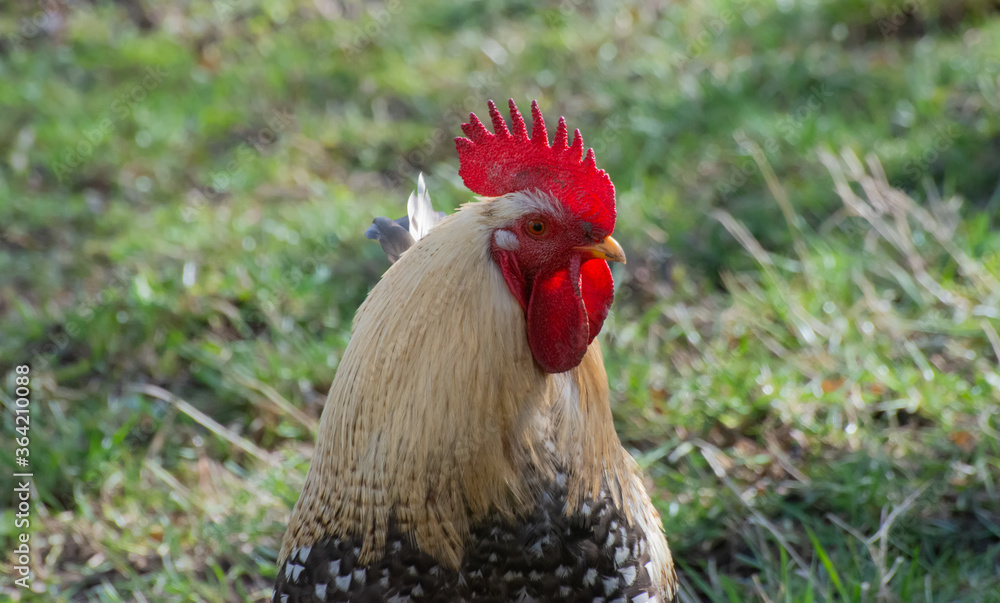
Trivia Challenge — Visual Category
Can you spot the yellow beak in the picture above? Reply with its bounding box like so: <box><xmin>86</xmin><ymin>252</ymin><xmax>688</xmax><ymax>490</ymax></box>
<box><xmin>576</xmin><ymin>235</ymin><xmax>626</xmax><ymax>264</ymax></box>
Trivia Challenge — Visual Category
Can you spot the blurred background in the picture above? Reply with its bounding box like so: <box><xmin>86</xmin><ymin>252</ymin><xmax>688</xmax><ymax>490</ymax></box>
<box><xmin>2</xmin><ymin>0</ymin><xmax>999</xmax><ymax>600</ymax></box>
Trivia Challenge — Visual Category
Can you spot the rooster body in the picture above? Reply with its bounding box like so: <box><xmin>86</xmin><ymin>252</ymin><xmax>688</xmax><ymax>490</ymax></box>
<box><xmin>274</xmin><ymin>101</ymin><xmax>676</xmax><ymax>602</ymax></box>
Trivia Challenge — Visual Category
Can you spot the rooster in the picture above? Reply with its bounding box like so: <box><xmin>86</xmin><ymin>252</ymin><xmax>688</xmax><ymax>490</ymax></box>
<box><xmin>273</xmin><ymin>100</ymin><xmax>677</xmax><ymax>602</ymax></box>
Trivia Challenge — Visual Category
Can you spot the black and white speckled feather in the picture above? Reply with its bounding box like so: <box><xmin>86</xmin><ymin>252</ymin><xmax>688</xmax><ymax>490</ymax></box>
<box><xmin>274</xmin><ymin>471</ymin><xmax>671</xmax><ymax>602</ymax></box>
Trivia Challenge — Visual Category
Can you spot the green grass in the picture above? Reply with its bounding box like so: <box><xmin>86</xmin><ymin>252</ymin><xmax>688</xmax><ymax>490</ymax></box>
<box><xmin>1</xmin><ymin>0</ymin><xmax>999</xmax><ymax>601</ymax></box>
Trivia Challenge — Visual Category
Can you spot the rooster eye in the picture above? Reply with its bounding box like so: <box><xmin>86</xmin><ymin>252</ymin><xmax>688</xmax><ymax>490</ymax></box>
<box><xmin>526</xmin><ymin>220</ymin><xmax>547</xmax><ymax>236</ymax></box>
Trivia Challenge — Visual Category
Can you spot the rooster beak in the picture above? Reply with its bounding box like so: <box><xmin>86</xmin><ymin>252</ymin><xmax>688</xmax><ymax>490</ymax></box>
<box><xmin>576</xmin><ymin>235</ymin><xmax>627</xmax><ymax>264</ymax></box>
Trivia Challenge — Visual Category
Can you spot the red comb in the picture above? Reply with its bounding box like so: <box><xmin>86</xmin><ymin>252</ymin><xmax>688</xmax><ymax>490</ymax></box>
<box><xmin>454</xmin><ymin>99</ymin><xmax>616</xmax><ymax>233</ymax></box>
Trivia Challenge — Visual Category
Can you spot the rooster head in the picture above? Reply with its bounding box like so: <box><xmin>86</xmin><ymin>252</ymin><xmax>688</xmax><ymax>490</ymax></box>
<box><xmin>455</xmin><ymin>99</ymin><xmax>625</xmax><ymax>374</ymax></box>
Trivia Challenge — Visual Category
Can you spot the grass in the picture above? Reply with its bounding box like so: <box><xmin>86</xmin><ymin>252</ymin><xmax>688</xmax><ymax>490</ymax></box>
<box><xmin>607</xmin><ymin>149</ymin><xmax>1000</xmax><ymax>600</ymax></box>
<box><xmin>1</xmin><ymin>0</ymin><xmax>999</xmax><ymax>601</ymax></box>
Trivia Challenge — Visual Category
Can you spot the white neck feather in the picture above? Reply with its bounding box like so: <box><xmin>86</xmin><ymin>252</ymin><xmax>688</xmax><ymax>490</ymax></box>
<box><xmin>282</xmin><ymin>200</ymin><xmax>549</xmax><ymax>567</ymax></box>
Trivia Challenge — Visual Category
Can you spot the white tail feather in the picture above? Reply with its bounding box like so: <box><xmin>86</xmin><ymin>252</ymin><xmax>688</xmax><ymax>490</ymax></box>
<box><xmin>407</xmin><ymin>173</ymin><xmax>440</xmax><ymax>241</ymax></box>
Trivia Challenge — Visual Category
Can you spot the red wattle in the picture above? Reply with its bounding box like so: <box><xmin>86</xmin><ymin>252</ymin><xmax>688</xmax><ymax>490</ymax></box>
<box><xmin>526</xmin><ymin>257</ymin><xmax>589</xmax><ymax>374</ymax></box>
<box><xmin>579</xmin><ymin>258</ymin><xmax>614</xmax><ymax>344</ymax></box>
<box><xmin>495</xmin><ymin>249</ymin><xmax>616</xmax><ymax>374</ymax></box>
